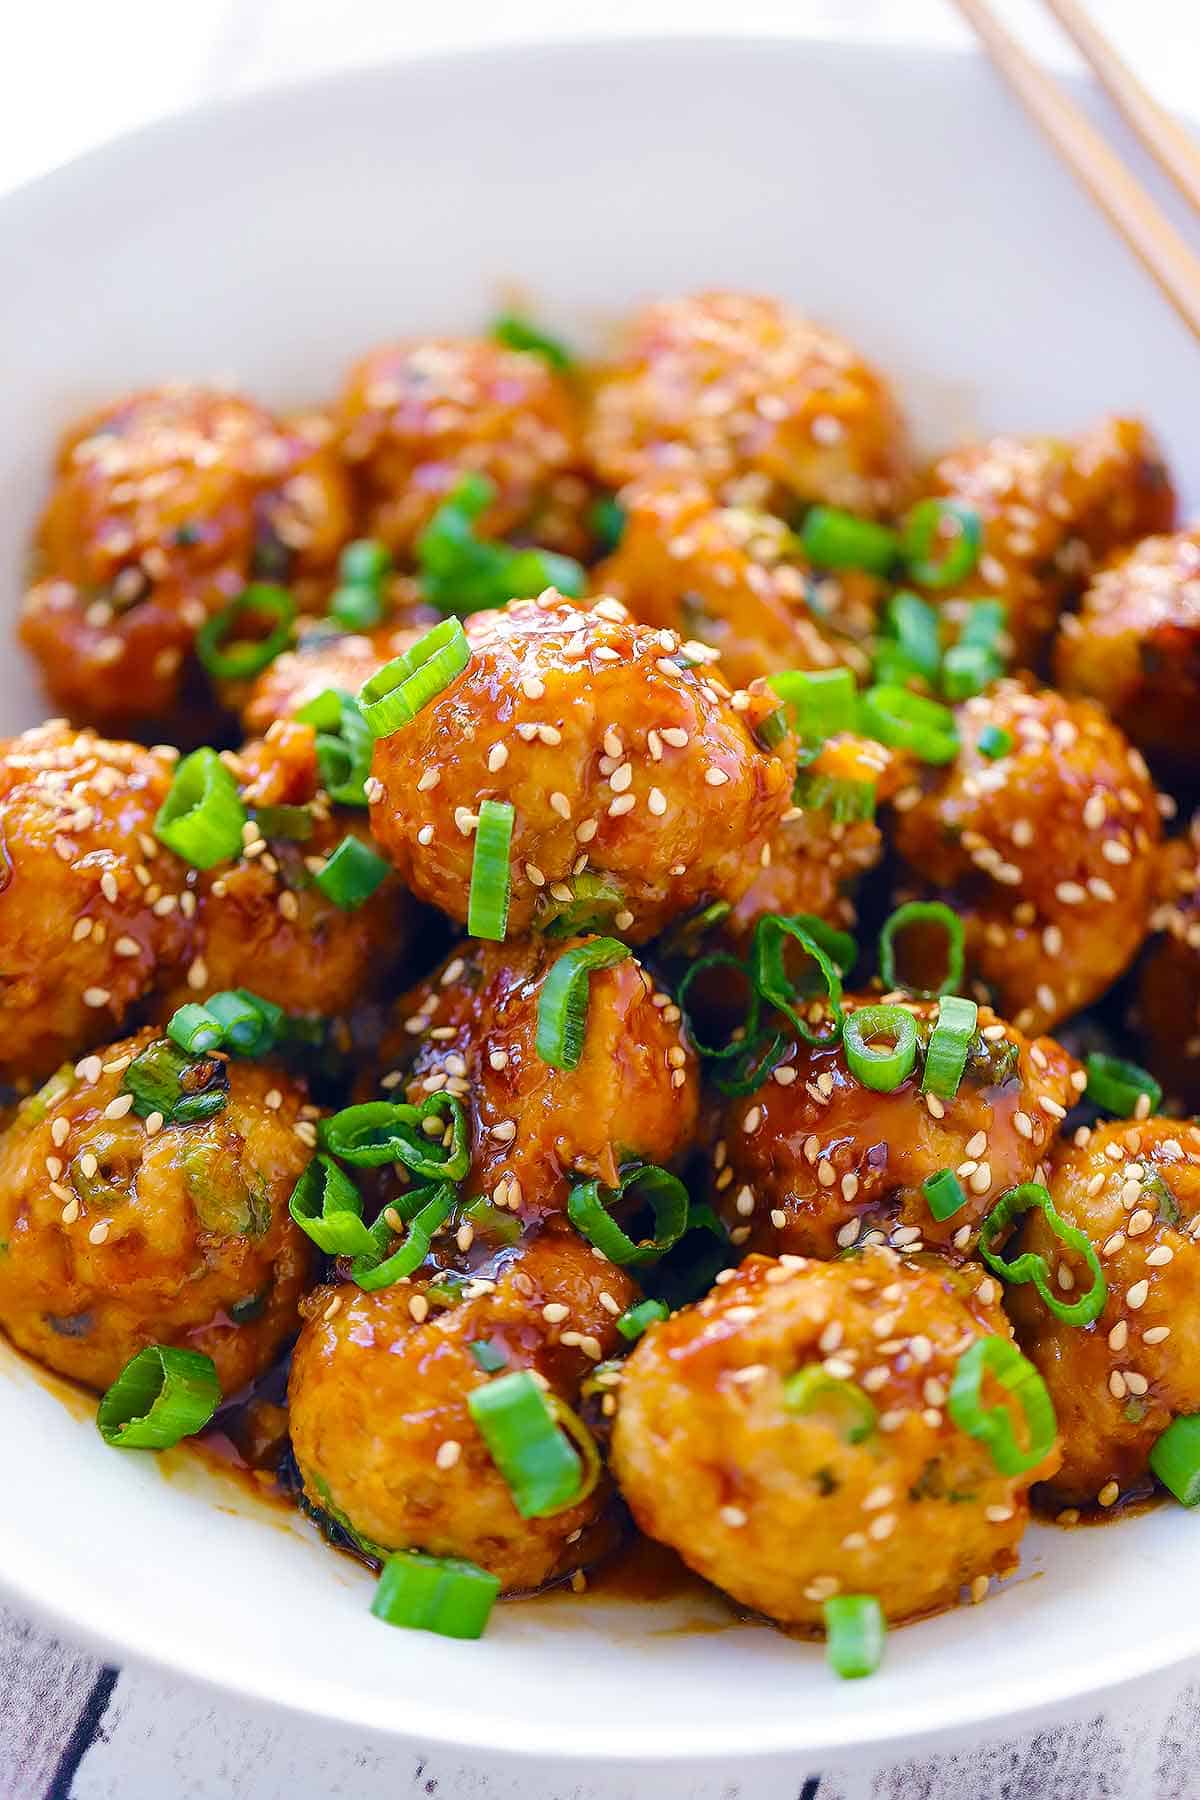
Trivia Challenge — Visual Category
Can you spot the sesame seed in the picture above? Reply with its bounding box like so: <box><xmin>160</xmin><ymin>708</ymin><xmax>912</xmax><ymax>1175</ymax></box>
<box><xmin>704</xmin><ymin>768</ymin><xmax>729</xmax><ymax>787</ymax></box>
<box><xmin>1143</xmin><ymin>1325</ymin><xmax>1171</xmax><ymax>1345</ymax></box>
<box><xmin>742</xmin><ymin>1106</ymin><xmax>762</xmax><ymax>1133</ymax></box>
<box><xmin>1108</xmin><ymin>1320</ymin><xmax>1128</xmax><ymax>1352</ymax></box>
<box><xmin>720</xmin><ymin>1505</ymin><xmax>747</xmax><ymax>1529</ymax></box>
<box><xmin>1145</xmin><ymin>1245</ymin><xmax>1174</xmax><ymax>1267</ymax></box>
<box><xmin>417</xmin><ymin>825</ymin><xmax>434</xmax><ymax>846</ymax></box>
<box><xmin>1098</xmin><ymin>1481</ymin><xmax>1120</xmax><ymax>1508</ymax></box>
<box><xmin>103</xmin><ymin>1094</ymin><xmax>133</xmax><ymax>1121</ymax></box>
<box><xmin>1126</xmin><ymin>1279</ymin><xmax>1149</xmax><ymax>1310</ymax></box>
<box><xmin>1126</xmin><ymin>1209</ymin><xmax>1154</xmax><ymax>1237</ymax></box>
<box><xmin>82</xmin><ymin>987</ymin><xmax>111</xmax><ymax>1008</ymax></box>
<box><xmin>187</xmin><ymin>957</ymin><xmax>208</xmax><ymax>992</ymax></box>
<box><xmin>88</xmin><ymin>1221</ymin><xmax>110</xmax><ymax>1245</ymax></box>
<box><xmin>436</xmin><ymin>1439</ymin><xmax>462</xmax><ymax>1470</ymax></box>
<box><xmin>323</xmin><ymin>1295</ymin><xmax>342</xmax><ymax>1321</ymax></box>
<box><xmin>543</xmin><ymin>1303</ymin><xmax>570</xmax><ymax>1324</ymax></box>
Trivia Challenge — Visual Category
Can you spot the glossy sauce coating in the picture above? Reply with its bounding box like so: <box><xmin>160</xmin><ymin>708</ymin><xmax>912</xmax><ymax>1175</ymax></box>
<box><xmin>0</xmin><ymin>1029</ymin><xmax>314</xmax><ymax>1393</ymax></box>
<box><xmin>239</xmin><ymin>618</ymin><xmax>426</xmax><ymax>735</ymax></box>
<box><xmin>612</xmin><ymin>1248</ymin><xmax>1055</xmax><ymax>1626</ymax></box>
<box><xmin>1137</xmin><ymin>819</ymin><xmax>1200</xmax><ymax>1111</ymax></box>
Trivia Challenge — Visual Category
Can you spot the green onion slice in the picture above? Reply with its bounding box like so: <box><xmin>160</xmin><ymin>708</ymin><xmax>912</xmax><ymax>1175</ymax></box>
<box><xmin>490</xmin><ymin>312</ymin><xmax>574</xmax><ymax>370</ymax></box>
<box><xmin>978</xmin><ymin>722</ymin><xmax>1013</xmax><ymax>760</ymax></box>
<box><xmin>349</xmin><ymin>1185</ymin><xmax>456</xmax><ymax>1291</ymax></box>
<box><xmin>978</xmin><ymin>1181</ymin><xmax>1106</xmax><ymax>1327</ymax></box>
<box><xmin>755</xmin><ymin>704</ymin><xmax>790</xmax><ymax>751</ymax></box>
<box><xmin>567</xmin><ymin>1163</ymin><xmax>690</xmax><ymax>1266</ymax></box>
<box><xmin>748</xmin><ymin>913</ymin><xmax>847</xmax><ymax>1046</ymax></box>
<box><xmin>461</xmin><ymin>1196</ymin><xmax>522</xmax><ymax>1247</ymax></box>
<box><xmin>340</xmin><ymin>538</ymin><xmax>393</xmax><ymax>587</ymax></box>
<box><xmin>801</xmin><ymin>507</ymin><xmax>899</xmax><ymax>575</ymax></box>
<box><xmin>296</xmin><ymin>687</ymin><xmax>375</xmax><ymax>808</ymax></box>
<box><xmin>901</xmin><ymin>499</ymin><xmax>982</xmax><ymax>588</ymax></box>
<box><xmin>329</xmin><ymin>584</ymin><xmax>383</xmax><ymax>631</ymax></box>
<box><xmin>320</xmin><ymin>1093</ymin><xmax>469</xmax><ymax>1180</ymax></box>
<box><xmin>371</xmin><ymin>1551</ymin><xmax>500</xmax><ymax>1639</ymax></box>
<box><xmin>783</xmin><ymin>1367</ymin><xmax>877</xmax><ymax>1443</ymax></box>
<box><xmin>677</xmin><ymin>952</ymin><xmax>762</xmax><ymax>1062</ymax></box>
<box><xmin>154</xmin><ymin>747</ymin><xmax>247</xmax><ymax>868</ymax></box>
<box><xmin>417</xmin><ymin>472</ymin><xmax>585</xmax><ymax>615</ymax></box>
<box><xmin>879</xmin><ymin>591</ymin><xmax>941</xmax><ymax>685</ymax></box>
<box><xmin>941</xmin><ymin>642</ymin><xmax>1001</xmax><ymax>701</ymax></box>
<box><xmin>358</xmin><ymin>619</ymin><xmax>471</xmax><ymax>739</ymax></box>
<box><xmin>924</xmin><ymin>1168</ymin><xmax>969</xmax><ymax>1223</ymax></box>
<box><xmin>1085</xmin><ymin>1053</ymin><xmax>1162</xmax><ymax>1119</ymax></box>
<box><xmin>167</xmin><ymin>1003</ymin><xmax>224</xmax><ymax>1056</ymax></box>
<box><xmin>859</xmin><ymin>684</ymin><xmax>959</xmax><ymax>764</ymax></box>
<box><xmin>711</xmin><ymin>1030</ymin><xmax>788</xmax><ymax>1099</ymax></box>
<box><xmin>843</xmin><ymin>1005</ymin><xmax>918</xmax><ymax>1092</ymax></box>
<box><xmin>879</xmin><ymin>900</ymin><xmax>965</xmax><ymax>997</ymax></box>
<box><xmin>769</xmin><ymin>667</ymin><xmax>857</xmax><ymax>741</ymax></box>
<box><xmin>921</xmin><ymin>994</ymin><xmax>978</xmax><ymax>1099</ymax></box>
<box><xmin>196</xmin><ymin>584</ymin><xmax>294</xmax><ymax>680</ymax></box>
<box><xmin>97</xmin><ymin>1345</ymin><xmax>221</xmax><ymax>1449</ymax></box>
<box><xmin>467</xmin><ymin>1370</ymin><xmax>588</xmax><ymax>1518</ymax></box>
<box><xmin>947</xmin><ymin>1335</ymin><xmax>1056</xmax><ymax>1476</ymax></box>
<box><xmin>535</xmin><ymin>937</ymin><xmax>631</xmax><ymax>1069</ymax></box>
<box><xmin>252</xmin><ymin>803</ymin><xmax>314</xmax><ymax>842</ymax></box>
<box><xmin>468</xmin><ymin>799</ymin><xmax>514</xmax><ymax>941</ymax></box>
<box><xmin>288</xmin><ymin>1154</ymin><xmax>376</xmax><ymax>1257</ymax></box>
<box><xmin>960</xmin><ymin>597</ymin><xmax>1007</xmax><ymax>650</ymax></box>
<box><xmin>792</xmin><ymin>771</ymin><xmax>877</xmax><ymax>823</ymax></box>
<box><xmin>824</xmin><ymin>1595</ymin><xmax>886</xmax><ymax>1680</ymax></box>
<box><xmin>314</xmin><ymin>836</ymin><xmax>391</xmax><ymax>910</ymax></box>
<box><xmin>469</xmin><ymin>1338</ymin><xmax>508</xmax><ymax>1373</ymax></box>
<box><xmin>590</xmin><ymin>495</ymin><xmax>626</xmax><ymax>555</ymax></box>
<box><xmin>616</xmin><ymin>1298</ymin><xmax>670</xmax><ymax>1342</ymax></box>
<box><xmin>123</xmin><ymin>1038</ymin><xmax>228</xmax><ymax>1125</ymax></box>
<box><xmin>1149</xmin><ymin>1416</ymin><xmax>1200</xmax><ymax>1507</ymax></box>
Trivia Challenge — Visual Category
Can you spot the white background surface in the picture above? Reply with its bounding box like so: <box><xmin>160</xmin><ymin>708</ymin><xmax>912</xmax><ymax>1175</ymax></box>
<box><xmin>3</xmin><ymin>3</ymin><xmax>1200</xmax><ymax>1796</ymax></box>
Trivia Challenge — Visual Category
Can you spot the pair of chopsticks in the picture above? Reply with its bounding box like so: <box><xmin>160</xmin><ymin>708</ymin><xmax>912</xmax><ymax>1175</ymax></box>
<box><xmin>952</xmin><ymin>0</ymin><xmax>1200</xmax><ymax>339</ymax></box>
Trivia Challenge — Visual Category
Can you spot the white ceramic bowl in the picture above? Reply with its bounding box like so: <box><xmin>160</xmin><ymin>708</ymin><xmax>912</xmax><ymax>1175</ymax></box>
<box><xmin>2</xmin><ymin>33</ymin><xmax>1199</xmax><ymax>1778</ymax></box>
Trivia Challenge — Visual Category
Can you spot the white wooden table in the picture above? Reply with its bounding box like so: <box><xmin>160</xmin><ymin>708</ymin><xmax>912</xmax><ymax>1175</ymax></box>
<box><xmin>2</xmin><ymin>2</ymin><xmax>1199</xmax><ymax>1794</ymax></box>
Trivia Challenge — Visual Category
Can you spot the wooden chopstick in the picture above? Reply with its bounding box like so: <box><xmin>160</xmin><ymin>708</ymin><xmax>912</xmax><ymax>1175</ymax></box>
<box><xmin>951</xmin><ymin>0</ymin><xmax>1200</xmax><ymax>341</ymax></box>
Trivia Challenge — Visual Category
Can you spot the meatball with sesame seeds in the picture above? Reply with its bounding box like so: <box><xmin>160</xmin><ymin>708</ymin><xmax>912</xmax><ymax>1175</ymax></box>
<box><xmin>612</xmin><ymin>1248</ymin><xmax>1056</xmax><ymax>1627</ymax></box>
<box><xmin>594</xmin><ymin>474</ymin><xmax>877</xmax><ymax>689</ymax></box>
<box><xmin>1007</xmin><ymin>1118</ymin><xmax>1200</xmax><ymax>1512</ymax></box>
<box><xmin>710</xmin><ymin>995</ymin><xmax>1080</xmax><ymax>1263</ymax></box>
<box><xmin>20</xmin><ymin>387</ymin><xmax>351</xmax><ymax>728</ymax></box>
<box><xmin>0</xmin><ymin>723</ymin><xmax>192</xmax><ymax>1084</ymax></box>
<box><xmin>585</xmin><ymin>291</ymin><xmax>912</xmax><ymax>517</ymax></box>
<box><xmin>370</xmin><ymin>935</ymin><xmax>699</xmax><ymax>1228</ymax></box>
<box><xmin>890</xmin><ymin>679</ymin><xmax>1162</xmax><ymax>1036</ymax></box>
<box><xmin>367</xmin><ymin>593</ymin><xmax>797</xmax><ymax>943</ymax></box>
<box><xmin>336</xmin><ymin>337</ymin><xmax>582</xmax><ymax>556</ymax></box>
<box><xmin>1138</xmin><ymin>820</ymin><xmax>1200</xmax><ymax>1112</ymax></box>
<box><xmin>919</xmin><ymin>417</ymin><xmax>1173</xmax><ymax>666</ymax></box>
<box><xmin>288</xmin><ymin>1226</ymin><xmax>637</xmax><ymax>1593</ymax></box>
<box><xmin>0</xmin><ymin>1028</ymin><xmax>314</xmax><ymax>1393</ymax></box>
<box><xmin>1054</xmin><ymin>527</ymin><xmax>1200</xmax><ymax>769</ymax></box>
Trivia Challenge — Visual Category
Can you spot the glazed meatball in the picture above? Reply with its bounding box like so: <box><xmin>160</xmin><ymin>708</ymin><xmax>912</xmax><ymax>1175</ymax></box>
<box><xmin>585</xmin><ymin>291</ymin><xmax>911</xmax><ymax>516</ymax></box>
<box><xmin>336</xmin><ymin>337</ymin><xmax>582</xmax><ymax>554</ymax></box>
<box><xmin>367</xmin><ymin>593</ymin><xmax>797</xmax><ymax>942</ymax></box>
<box><xmin>374</xmin><ymin>936</ymin><xmax>698</xmax><ymax>1225</ymax></box>
<box><xmin>158</xmin><ymin>722</ymin><xmax>409</xmax><ymax>1022</ymax></box>
<box><xmin>920</xmin><ymin>418</ymin><xmax>1173</xmax><ymax>666</ymax></box>
<box><xmin>0</xmin><ymin>1029</ymin><xmax>314</xmax><ymax>1392</ymax></box>
<box><xmin>1009</xmin><ymin>1118</ymin><xmax>1200</xmax><ymax>1512</ymax></box>
<box><xmin>20</xmin><ymin>386</ymin><xmax>351</xmax><ymax>726</ymax></box>
<box><xmin>711</xmin><ymin>995</ymin><xmax>1080</xmax><ymax>1261</ymax></box>
<box><xmin>0</xmin><ymin>724</ymin><xmax>191</xmax><ymax>1083</ymax></box>
<box><xmin>595</xmin><ymin>474</ymin><xmax>877</xmax><ymax>689</ymax></box>
<box><xmin>1138</xmin><ymin>821</ymin><xmax>1200</xmax><ymax>1111</ymax></box>
<box><xmin>891</xmin><ymin>679</ymin><xmax>1162</xmax><ymax>1036</ymax></box>
<box><xmin>612</xmin><ymin>1248</ymin><xmax>1055</xmax><ymax>1626</ymax></box>
<box><xmin>288</xmin><ymin>1228</ymin><xmax>638</xmax><ymax>1592</ymax></box>
<box><xmin>1055</xmin><ymin>527</ymin><xmax>1200</xmax><ymax>767</ymax></box>
<box><xmin>240</xmin><ymin>620</ymin><xmax>426</xmax><ymax>736</ymax></box>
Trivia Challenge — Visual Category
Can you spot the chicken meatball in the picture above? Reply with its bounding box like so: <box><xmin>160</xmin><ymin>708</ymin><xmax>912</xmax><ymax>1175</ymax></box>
<box><xmin>0</xmin><ymin>1030</ymin><xmax>313</xmax><ymax>1392</ymax></box>
<box><xmin>373</xmin><ymin>936</ymin><xmax>698</xmax><ymax>1226</ymax></box>
<box><xmin>1138</xmin><ymin>821</ymin><xmax>1200</xmax><ymax>1111</ymax></box>
<box><xmin>1055</xmin><ymin>527</ymin><xmax>1200</xmax><ymax>767</ymax></box>
<box><xmin>920</xmin><ymin>418</ymin><xmax>1173</xmax><ymax>666</ymax></box>
<box><xmin>0</xmin><ymin>724</ymin><xmax>191</xmax><ymax>1084</ymax></box>
<box><xmin>367</xmin><ymin>593</ymin><xmax>797</xmax><ymax>942</ymax></box>
<box><xmin>336</xmin><ymin>337</ymin><xmax>581</xmax><ymax>555</ymax></box>
<box><xmin>288</xmin><ymin>1227</ymin><xmax>637</xmax><ymax>1592</ymax></box>
<box><xmin>595</xmin><ymin>474</ymin><xmax>877</xmax><ymax>689</ymax></box>
<box><xmin>612</xmin><ymin>1248</ymin><xmax>1055</xmax><ymax>1626</ymax></box>
<box><xmin>1008</xmin><ymin>1118</ymin><xmax>1200</xmax><ymax>1512</ymax></box>
<box><xmin>20</xmin><ymin>386</ymin><xmax>350</xmax><ymax>726</ymax></box>
<box><xmin>891</xmin><ymin>679</ymin><xmax>1162</xmax><ymax>1036</ymax></box>
<box><xmin>585</xmin><ymin>291</ymin><xmax>911</xmax><ymax>517</ymax></box>
<box><xmin>711</xmin><ymin>995</ymin><xmax>1080</xmax><ymax>1261</ymax></box>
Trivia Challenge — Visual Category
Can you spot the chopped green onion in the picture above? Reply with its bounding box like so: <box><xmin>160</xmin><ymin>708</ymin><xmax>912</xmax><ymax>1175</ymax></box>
<box><xmin>340</xmin><ymin>538</ymin><xmax>392</xmax><ymax>587</ymax></box>
<box><xmin>167</xmin><ymin>1003</ymin><xmax>224</xmax><ymax>1056</ymax></box>
<box><xmin>711</xmin><ymin>1031</ymin><xmax>787</xmax><ymax>1098</ymax></box>
<box><xmin>535</xmin><ymin>937</ymin><xmax>631</xmax><ymax>1069</ymax></box>
<box><xmin>1149</xmin><ymin>1416</ymin><xmax>1200</xmax><ymax>1506</ymax></box>
<box><xmin>196</xmin><ymin>584</ymin><xmax>294</xmax><ymax>680</ymax></box>
<box><xmin>748</xmin><ymin>913</ymin><xmax>848</xmax><ymax>1046</ymax></box>
<box><xmin>859</xmin><ymin>684</ymin><xmax>959</xmax><ymax>764</ymax></box>
<box><xmin>921</xmin><ymin>994</ymin><xmax>978</xmax><ymax>1099</ymax></box>
<box><xmin>252</xmin><ymin>803</ymin><xmax>313</xmax><ymax>842</ymax></box>
<box><xmin>358</xmin><ymin>618</ymin><xmax>472</xmax><ymax>739</ymax></box>
<box><xmin>288</xmin><ymin>1154</ymin><xmax>376</xmax><ymax>1256</ymax></box>
<box><xmin>978</xmin><ymin>723</ymin><xmax>1013</xmax><ymax>759</ymax></box>
<box><xmin>878</xmin><ymin>591</ymin><xmax>941</xmax><ymax>685</ymax></box>
<box><xmin>941</xmin><ymin>642</ymin><xmax>1000</xmax><ymax>700</ymax></box>
<box><xmin>329</xmin><ymin>584</ymin><xmax>383</xmax><ymax>631</ymax></box>
<box><xmin>469</xmin><ymin>1339</ymin><xmax>508</xmax><ymax>1373</ymax></box>
<box><xmin>590</xmin><ymin>495</ymin><xmax>626</xmax><ymax>555</ymax></box>
<box><xmin>490</xmin><ymin>312</ymin><xmax>574</xmax><ymax>370</ymax></box>
<box><xmin>878</xmin><ymin>900</ymin><xmax>965</xmax><ymax>997</ymax></box>
<box><xmin>567</xmin><ymin>1163</ymin><xmax>690</xmax><ymax>1265</ymax></box>
<box><xmin>947</xmin><ymin>1335</ymin><xmax>1056</xmax><ymax>1476</ymax></box>
<box><xmin>320</xmin><ymin>1093</ymin><xmax>469</xmax><ymax>1180</ymax></box>
<box><xmin>97</xmin><ymin>1345</ymin><xmax>221</xmax><ymax>1449</ymax></box>
<box><xmin>203</xmin><ymin>988</ymin><xmax>284</xmax><ymax>1056</ymax></box>
<box><xmin>960</xmin><ymin>597</ymin><xmax>1007</xmax><ymax>650</ymax></box>
<box><xmin>123</xmin><ymin>1038</ymin><xmax>228</xmax><ymax>1125</ymax></box>
<box><xmin>791</xmin><ymin>771</ymin><xmax>876</xmax><ymax>823</ymax></box>
<box><xmin>754</xmin><ymin>704</ymin><xmax>790</xmax><ymax>751</ymax></box>
<box><xmin>783</xmin><ymin>1367</ymin><xmax>876</xmax><ymax>1443</ymax></box>
<box><xmin>350</xmin><ymin>1184</ymin><xmax>457</xmax><ymax>1291</ymax></box>
<box><xmin>616</xmin><ymin>1298</ymin><xmax>670</xmax><ymax>1342</ymax></box>
<box><xmin>843</xmin><ymin>1005</ymin><xmax>918</xmax><ymax>1092</ymax></box>
<box><xmin>901</xmin><ymin>499</ymin><xmax>982</xmax><ymax>588</ymax></box>
<box><xmin>296</xmin><ymin>688</ymin><xmax>374</xmax><ymax>807</ymax></box>
<box><xmin>417</xmin><ymin>472</ymin><xmax>585</xmax><ymax>615</ymax></box>
<box><xmin>468</xmin><ymin>1370</ymin><xmax>587</xmax><ymax>1517</ymax></box>
<box><xmin>461</xmin><ymin>1196</ymin><xmax>523</xmax><ymax>1246</ymax></box>
<box><xmin>314</xmin><ymin>836</ymin><xmax>391</xmax><ymax>910</ymax></box>
<box><xmin>154</xmin><ymin>747</ymin><xmax>247</xmax><ymax>868</ymax></box>
<box><xmin>1085</xmin><ymin>1053</ymin><xmax>1162</xmax><ymax>1119</ymax></box>
<box><xmin>924</xmin><ymin>1168</ymin><xmax>969</xmax><ymax>1222</ymax></box>
<box><xmin>677</xmin><ymin>951</ymin><xmax>763</xmax><ymax>1062</ymax></box>
<box><xmin>536</xmin><ymin>871</ymin><xmax>625</xmax><ymax>938</ymax></box>
<box><xmin>468</xmin><ymin>800</ymin><xmax>514</xmax><ymax>940</ymax></box>
<box><xmin>801</xmin><ymin>507</ymin><xmax>899</xmax><ymax>575</ymax></box>
<box><xmin>769</xmin><ymin>667</ymin><xmax>857</xmax><ymax>741</ymax></box>
<box><xmin>978</xmin><ymin>1181</ymin><xmax>1106</xmax><ymax>1327</ymax></box>
<box><xmin>824</xmin><ymin>1595</ymin><xmax>886</xmax><ymax>1680</ymax></box>
<box><xmin>372</xmin><ymin>1551</ymin><xmax>499</xmax><ymax>1639</ymax></box>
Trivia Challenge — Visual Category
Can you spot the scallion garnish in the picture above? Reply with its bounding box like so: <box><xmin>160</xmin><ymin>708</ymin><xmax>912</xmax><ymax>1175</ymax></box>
<box><xmin>97</xmin><ymin>1345</ymin><xmax>221</xmax><ymax>1449</ymax></box>
<box><xmin>615</xmin><ymin>1298</ymin><xmax>670</xmax><ymax>1342</ymax></box>
<box><xmin>490</xmin><ymin>312</ymin><xmax>574</xmax><ymax>370</ymax></box>
<box><xmin>876</xmin><ymin>591</ymin><xmax>941</xmax><ymax>686</ymax></box>
<box><xmin>843</xmin><ymin>1004</ymin><xmax>918</xmax><ymax>1092</ymax></box>
<box><xmin>923</xmin><ymin>1168</ymin><xmax>969</xmax><ymax>1222</ymax></box>
<box><xmin>878</xmin><ymin>900</ymin><xmax>965</xmax><ymax>998</ymax></box>
<box><xmin>567</xmin><ymin>1163</ymin><xmax>690</xmax><ymax>1265</ymax></box>
<box><xmin>122</xmin><ymin>1038</ymin><xmax>228</xmax><ymax>1125</ymax></box>
<box><xmin>858</xmin><ymin>684</ymin><xmax>959</xmax><ymax>764</ymax></box>
<box><xmin>947</xmin><ymin>1336</ymin><xmax>1056</xmax><ymax>1475</ymax></box>
<box><xmin>823</xmin><ymin>1595</ymin><xmax>886</xmax><ymax>1680</ymax></box>
<box><xmin>469</xmin><ymin>1339</ymin><xmax>508</xmax><ymax>1373</ymax></box>
<box><xmin>196</xmin><ymin>584</ymin><xmax>294</xmax><ymax>680</ymax></box>
<box><xmin>296</xmin><ymin>687</ymin><xmax>374</xmax><ymax>807</ymax></box>
<box><xmin>314</xmin><ymin>835</ymin><xmax>391</xmax><ymax>910</ymax></box>
<box><xmin>154</xmin><ymin>747</ymin><xmax>247</xmax><ymax>868</ymax></box>
<box><xmin>417</xmin><ymin>472</ymin><xmax>585</xmax><ymax>615</ymax></box>
<box><xmin>358</xmin><ymin>618</ymin><xmax>472</xmax><ymax>739</ymax></box>
<box><xmin>203</xmin><ymin>988</ymin><xmax>284</xmax><ymax>1056</ymax></box>
<box><xmin>978</xmin><ymin>722</ymin><xmax>1013</xmax><ymax>760</ymax></box>
<box><xmin>466</xmin><ymin>1370</ymin><xmax>588</xmax><ymax>1518</ymax></box>
<box><xmin>320</xmin><ymin>1093</ymin><xmax>469</xmax><ymax>1181</ymax></box>
<box><xmin>978</xmin><ymin>1181</ymin><xmax>1106</xmax><ymax>1327</ymax></box>
<box><xmin>941</xmin><ymin>642</ymin><xmax>1000</xmax><ymax>701</ymax></box>
<box><xmin>1084</xmin><ymin>1053</ymin><xmax>1162</xmax><ymax>1119</ymax></box>
<box><xmin>748</xmin><ymin>913</ymin><xmax>848</xmax><ymax>1046</ymax></box>
<box><xmin>769</xmin><ymin>667</ymin><xmax>857</xmax><ymax>741</ymax></box>
<box><xmin>535</xmin><ymin>937</ymin><xmax>631</xmax><ymax>1069</ymax></box>
<box><xmin>371</xmin><ymin>1551</ymin><xmax>500</xmax><ymax>1639</ymax></box>
<box><xmin>251</xmin><ymin>803</ymin><xmax>314</xmax><ymax>842</ymax></box>
<box><xmin>901</xmin><ymin>499</ymin><xmax>982</xmax><ymax>588</ymax></box>
<box><xmin>1149</xmin><ymin>1417</ymin><xmax>1200</xmax><ymax>1506</ymax></box>
<box><xmin>801</xmin><ymin>507</ymin><xmax>899</xmax><ymax>575</ymax></box>
<box><xmin>167</xmin><ymin>1003</ymin><xmax>225</xmax><ymax>1056</ymax></box>
<box><xmin>468</xmin><ymin>799</ymin><xmax>514</xmax><ymax>941</ymax></box>
<box><xmin>330</xmin><ymin>539</ymin><xmax>392</xmax><ymax>631</ymax></box>
<box><xmin>791</xmin><ymin>771</ymin><xmax>877</xmax><ymax>823</ymax></box>
<box><xmin>921</xmin><ymin>994</ymin><xmax>978</xmax><ymax>1099</ymax></box>
<box><xmin>289</xmin><ymin>1154</ymin><xmax>376</xmax><ymax>1256</ymax></box>
<box><xmin>783</xmin><ymin>1367</ymin><xmax>876</xmax><ymax>1444</ymax></box>
<box><xmin>349</xmin><ymin>1184</ymin><xmax>456</xmax><ymax>1291</ymax></box>
<box><xmin>590</xmin><ymin>495</ymin><xmax>626</xmax><ymax>555</ymax></box>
